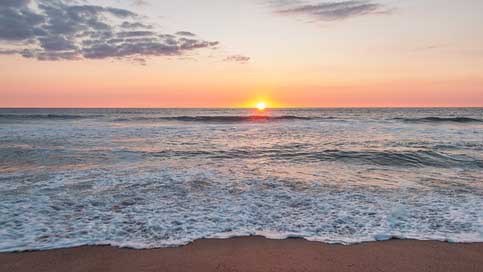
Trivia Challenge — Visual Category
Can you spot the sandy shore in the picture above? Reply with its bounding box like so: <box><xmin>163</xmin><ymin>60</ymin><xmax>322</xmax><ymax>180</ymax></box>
<box><xmin>1</xmin><ymin>237</ymin><xmax>482</xmax><ymax>272</ymax></box>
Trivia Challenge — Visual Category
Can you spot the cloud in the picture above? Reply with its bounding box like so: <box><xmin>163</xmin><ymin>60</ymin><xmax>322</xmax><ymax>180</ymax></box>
<box><xmin>224</xmin><ymin>54</ymin><xmax>250</xmax><ymax>63</ymax></box>
<box><xmin>272</xmin><ymin>0</ymin><xmax>388</xmax><ymax>21</ymax></box>
<box><xmin>0</xmin><ymin>49</ymin><xmax>21</xmax><ymax>55</ymax></box>
<box><xmin>0</xmin><ymin>0</ymin><xmax>45</xmax><ymax>41</ymax></box>
<box><xmin>0</xmin><ymin>0</ymin><xmax>219</xmax><ymax>62</ymax></box>
<box><xmin>175</xmin><ymin>31</ymin><xmax>196</xmax><ymax>37</ymax></box>
<box><xmin>121</xmin><ymin>21</ymin><xmax>153</xmax><ymax>29</ymax></box>
<box><xmin>412</xmin><ymin>44</ymin><xmax>448</xmax><ymax>52</ymax></box>
<box><xmin>131</xmin><ymin>0</ymin><xmax>148</xmax><ymax>7</ymax></box>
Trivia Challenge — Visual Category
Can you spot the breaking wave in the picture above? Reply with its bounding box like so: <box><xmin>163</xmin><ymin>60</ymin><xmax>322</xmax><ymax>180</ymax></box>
<box><xmin>135</xmin><ymin>149</ymin><xmax>483</xmax><ymax>168</ymax></box>
<box><xmin>0</xmin><ymin>114</ymin><xmax>103</xmax><ymax>120</ymax></box>
<box><xmin>395</xmin><ymin>117</ymin><xmax>483</xmax><ymax>123</ymax></box>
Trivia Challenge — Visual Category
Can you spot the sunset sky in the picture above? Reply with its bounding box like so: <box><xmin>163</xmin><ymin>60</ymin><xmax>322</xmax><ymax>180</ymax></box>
<box><xmin>1</xmin><ymin>0</ymin><xmax>482</xmax><ymax>107</ymax></box>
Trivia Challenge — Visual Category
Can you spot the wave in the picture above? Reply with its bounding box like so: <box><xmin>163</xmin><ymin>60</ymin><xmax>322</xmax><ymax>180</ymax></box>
<box><xmin>306</xmin><ymin>149</ymin><xmax>483</xmax><ymax>168</ymax></box>
<box><xmin>136</xmin><ymin>149</ymin><xmax>483</xmax><ymax>168</ymax></box>
<box><xmin>113</xmin><ymin>115</ymin><xmax>315</xmax><ymax>123</ymax></box>
<box><xmin>395</xmin><ymin>117</ymin><xmax>483</xmax><ymax>123</ymax></box>
<box><xmin>0</xmin><ymin>114</ymin><xmax>103</xmax><ymax>120</ymax></box>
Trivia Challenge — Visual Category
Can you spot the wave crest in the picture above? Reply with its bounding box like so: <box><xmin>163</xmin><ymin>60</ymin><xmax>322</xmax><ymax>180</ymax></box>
<box><xmin>395</xmin><ymin>117</ymin><xmax>483</xmax><ymax>123</ymax></box>
<box><xmin>0</xmin><ymin>114</ymin><xmax>102</xmax><ymax>120</ymax></box>
<box><xmin>136</xmin><ymin>149</ymin><xmax>482</xmax><ymax>168</ymax></box>
<box><xmin>114</xmin><ymin>115</ymin><xmax>314</xmax><ymax>123</ymax></box>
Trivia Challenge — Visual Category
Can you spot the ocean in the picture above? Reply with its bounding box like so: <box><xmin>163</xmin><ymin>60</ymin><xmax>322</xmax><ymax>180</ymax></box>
<box><xmin>0</xmin><ymin>108</ymin><xmax>482</xmax><ymax>252</ymax></box>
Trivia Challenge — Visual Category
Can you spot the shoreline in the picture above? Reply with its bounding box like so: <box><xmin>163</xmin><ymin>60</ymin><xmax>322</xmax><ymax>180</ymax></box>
<box><xmin>2</xmin><ymin>235</ymin><xmax>483</xmax><ymax>254</ymax></box>
<box><xmin>1</xmin><ymin>237</ymin><xmax>482</xmax><ymax>272</ymax></box>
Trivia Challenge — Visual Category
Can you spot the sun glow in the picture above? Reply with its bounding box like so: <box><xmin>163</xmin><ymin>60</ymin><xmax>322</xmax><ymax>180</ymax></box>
<box><xmin>256</xmin><ymin>102</ymin><xmax>267</xmax><ymax>111</ymax></box>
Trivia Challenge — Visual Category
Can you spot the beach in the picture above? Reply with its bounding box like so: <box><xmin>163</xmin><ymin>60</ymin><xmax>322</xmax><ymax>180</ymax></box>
<box><xmin>2</xmin><ymin>0</ymin><xmax>482</xmax><ymax>270</ymax></box>
<box><xmin>1</xmin><ymin>237</ymin><xmax>482</xmax><ymax>272</ymax></box>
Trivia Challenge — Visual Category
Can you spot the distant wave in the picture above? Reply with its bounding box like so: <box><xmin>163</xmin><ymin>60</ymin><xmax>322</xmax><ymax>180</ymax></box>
<box><xmin>307</xmin><ymin>149</ymin><xmax>483</xmax><ymax>168</ymax></box>
<box><xmin>0</xmin><ymin>114</ymin><xmax>103</xmax><ymax>120</ymax></box>
<box><xmin>395</xmin><ymin>117</ymin><xmax>483</xmax><ymax>123</ymax></box>
<box><xmin>113</xmin><ymin>115</ymin><xmax>315</xmax><ymax>123</ymax></box>
<box><xmin>134</xmin><ymin>149</ymin><xmax>482</xmax><ymax>168</ymax></box>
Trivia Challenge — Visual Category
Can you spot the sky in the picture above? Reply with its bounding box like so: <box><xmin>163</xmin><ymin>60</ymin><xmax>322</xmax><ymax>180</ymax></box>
<box><xmin>0</xmin><ymin>0</ymin><xmax>482</xmax><ymax>108</ymax></box>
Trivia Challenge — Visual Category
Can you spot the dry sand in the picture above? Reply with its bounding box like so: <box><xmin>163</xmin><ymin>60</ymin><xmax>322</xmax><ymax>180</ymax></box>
<box><xmin>1</xmin><ymin>237</ymin><xmax>482</xmax><ymax>272</ymax></box>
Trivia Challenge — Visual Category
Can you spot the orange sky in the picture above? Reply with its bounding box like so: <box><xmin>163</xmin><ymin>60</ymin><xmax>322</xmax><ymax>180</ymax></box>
<box><xmin>0</xmin><ymin>0</ymin><xmax>482</xmax><ymax>107</ymax></box>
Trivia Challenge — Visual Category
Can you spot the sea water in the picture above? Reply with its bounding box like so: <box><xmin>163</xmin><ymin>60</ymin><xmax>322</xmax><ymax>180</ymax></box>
<box><xmin>0</xmin><ymin>108</ymin><xmax>482</xmax><ymax>252</ymax></box>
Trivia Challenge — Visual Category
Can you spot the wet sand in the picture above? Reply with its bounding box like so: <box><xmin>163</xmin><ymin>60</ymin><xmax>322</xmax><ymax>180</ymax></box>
<box><xmin>1</xmin><ymin>237</ymin><xmax>482</xmax><ymax>272</ymax></box>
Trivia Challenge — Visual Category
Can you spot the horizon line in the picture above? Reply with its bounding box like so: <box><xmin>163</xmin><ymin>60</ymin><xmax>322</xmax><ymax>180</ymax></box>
<box><xmin>1</xmin><ymin>106</ymin><xmax>482</xmax><ymax>109</ymax></box>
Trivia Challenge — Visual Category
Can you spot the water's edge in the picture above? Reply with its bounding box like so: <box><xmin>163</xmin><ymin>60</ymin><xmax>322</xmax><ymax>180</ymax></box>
<box><xmin>3</xmin><ymin>232</ymin><xmax>483</xmax><ymax>253</ymax></box>
<box><xmin>4</xmin><ymin>235</ymin><xmax>483</xmax><ymax>254</ymax></box>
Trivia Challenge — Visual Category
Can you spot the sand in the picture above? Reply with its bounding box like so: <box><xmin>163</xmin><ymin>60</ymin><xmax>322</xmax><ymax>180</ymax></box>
<box><xmin>1</xmin><ymin>237</ymin><xmax>482</xmax><ymax>272</ymax></box>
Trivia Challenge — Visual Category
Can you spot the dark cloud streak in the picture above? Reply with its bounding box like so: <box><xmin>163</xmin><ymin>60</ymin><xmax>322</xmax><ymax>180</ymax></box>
<box><xmin>175</xmin><ymin>31</ymin><xmax>196</xmax><ymax>37</ymax></box>
<box><xmin>224</xmin><ymin>54</ymin><xmax>250</xmax><ymax>63</ymax></box>
<box><xmin>272</xmin><ymin>0</ymin><xmax>388</xmax><ymax>21</ymax></box>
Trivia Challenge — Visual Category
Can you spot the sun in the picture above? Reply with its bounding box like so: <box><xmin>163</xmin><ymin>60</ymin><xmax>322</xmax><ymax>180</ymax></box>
<box><xmin>256</xmin><ymin>102</ymin><xmax>267</xmax><ymax>111</ymax></box>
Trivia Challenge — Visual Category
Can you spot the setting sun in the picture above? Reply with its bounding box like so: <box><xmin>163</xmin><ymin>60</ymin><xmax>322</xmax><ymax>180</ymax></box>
<box><xmin>256</xmin><ymin>102</ymin><xmax>267</xmax><ymax>111</ymax></box>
